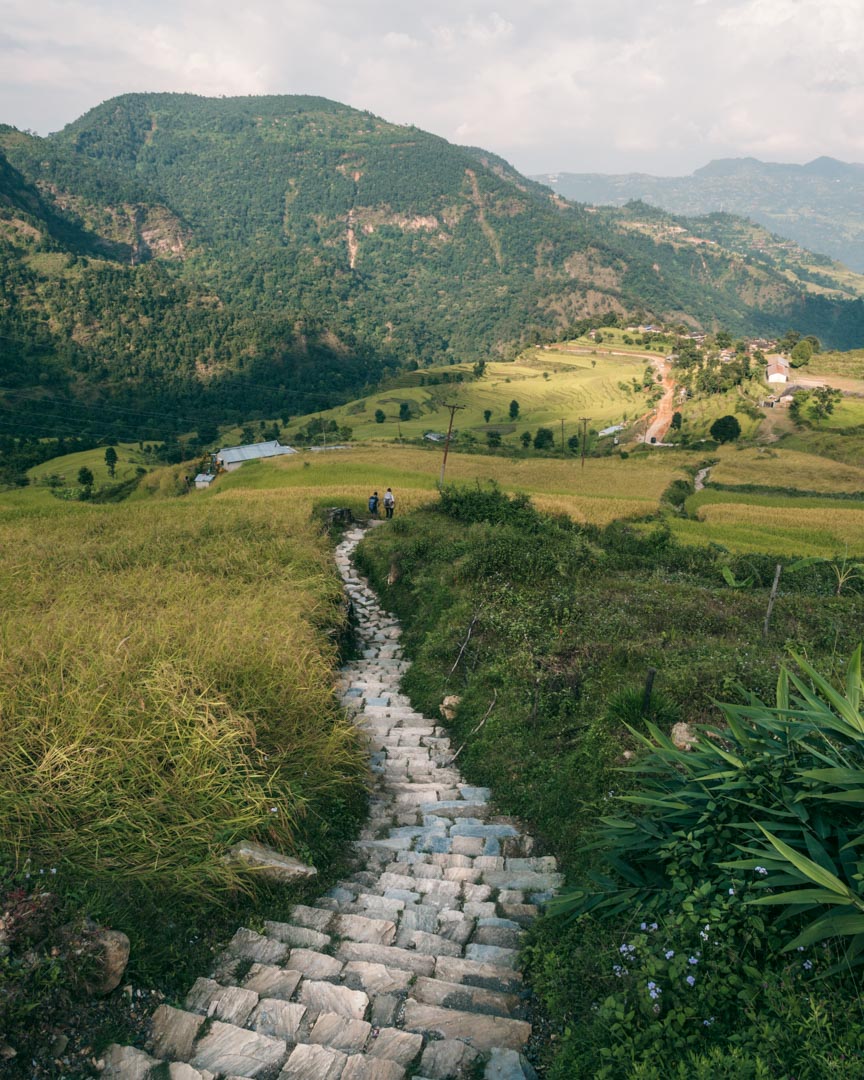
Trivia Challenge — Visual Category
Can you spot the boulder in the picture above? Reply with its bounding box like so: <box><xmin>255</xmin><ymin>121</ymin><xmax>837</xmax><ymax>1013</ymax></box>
<box><xmin>439</xmin><ymin>695</ymin><xmax>462</xmax><ymax>721</ymax></box>
<box><xmin>224</xmin><ymin>840</ymin><xmax>317</xmax><ymax>884</ymax></box>
<box><xmin>671</xmin><ymin>722</ymin><xmax>698</xmax><ymax>751</ymax></box>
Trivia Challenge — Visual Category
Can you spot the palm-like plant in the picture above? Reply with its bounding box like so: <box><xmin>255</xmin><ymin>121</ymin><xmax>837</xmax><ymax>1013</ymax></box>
<box><xmin>550</xmin><ymin>646</ymin><xmax>864</xmax><ymax>966</ymax></box>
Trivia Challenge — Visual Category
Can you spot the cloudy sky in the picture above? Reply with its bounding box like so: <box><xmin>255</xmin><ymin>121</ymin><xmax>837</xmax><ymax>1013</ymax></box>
<box><xmin>2</xmin><ymin>0</ymin><xmax>863</xmax><ymax>176</ymax></box>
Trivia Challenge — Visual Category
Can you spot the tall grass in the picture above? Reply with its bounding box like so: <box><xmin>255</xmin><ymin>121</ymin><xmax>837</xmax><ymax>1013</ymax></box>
<box><xmin>0</xmin><ymin>495</ymin><xmax>366</xmax><ymax>903</ymax></box>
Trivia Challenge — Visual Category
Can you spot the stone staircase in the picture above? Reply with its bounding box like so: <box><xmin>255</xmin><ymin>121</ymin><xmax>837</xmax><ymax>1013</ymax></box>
<box><xmin>100</xmin><ymin>525</ymin><xmax>560</xmax><ymax>1080</ymax></box>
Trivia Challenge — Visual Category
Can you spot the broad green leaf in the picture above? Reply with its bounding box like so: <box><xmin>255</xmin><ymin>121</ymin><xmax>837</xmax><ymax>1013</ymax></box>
<box><xmin>757</xmin><ymin>825</ymin><xmax>858</xmax><ymax>901</ymax></box>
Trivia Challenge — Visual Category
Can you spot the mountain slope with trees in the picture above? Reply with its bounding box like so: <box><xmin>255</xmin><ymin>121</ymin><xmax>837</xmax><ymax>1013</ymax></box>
<box><xmin>534</xmin><ymin>156</ymin><xmax>864</xmax><ymax>272</ymax></box>
<box><xmin>3</xmin><ymin>95</ymin><xmax>864</xmax><ymax>440</ymax></box>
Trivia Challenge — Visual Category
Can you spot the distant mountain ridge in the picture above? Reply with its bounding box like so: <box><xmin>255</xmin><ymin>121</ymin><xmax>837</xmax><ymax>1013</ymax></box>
<box><xmin>3</xmin><ymin>96</ymin><xmax>864</xmax><ymax>441</ymax></box>
<box><xmin>533</xmin><ymin>157</ymin><xmax>864</xmax><ymax>271</ymax></box>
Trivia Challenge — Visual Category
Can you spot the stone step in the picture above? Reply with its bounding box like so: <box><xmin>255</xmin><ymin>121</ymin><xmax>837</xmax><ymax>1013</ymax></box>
<box><xmin>335</xmin><ymin>939</ymin><xmax>437</xmax><ymax>976</ymax></box>
<box><xmin>411</xmin><ymin>975</ymin><xmax>522</xmax><ymax>1018</ymax></box>
<box><xmin>308</xmin><ymin>1010</ymin><xmax>372</xmax><ymax>1053</ymax></box>
<box><xmin>298</xmin><ymin>979</ymin><xmax>370</xmax><ymax>1020</ymax></box>
<box><xmin>189</xmin><ymin>1019</ymin><xmax>289</xmax><ymax>1077</ymax></box>
<box><xmin>434</xmin><ymin>955</ymin><xmax>524</xmax><ymax>993</ymax></box>
<box><xmin>402</xmin><ymin>1000</ymin><xmax>531</xmax><ymax>1051</ymax></box>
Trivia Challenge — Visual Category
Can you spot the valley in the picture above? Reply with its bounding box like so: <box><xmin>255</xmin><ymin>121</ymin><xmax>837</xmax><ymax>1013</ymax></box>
<box><xmin>3</xmin><ymin>92</ymin><xmax>864</xmax><ymax>1080</ymax></box>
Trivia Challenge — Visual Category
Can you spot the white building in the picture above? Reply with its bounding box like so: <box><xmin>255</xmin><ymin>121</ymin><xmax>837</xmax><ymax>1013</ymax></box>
<box><xmin>214</xmin><ymin>440</ymin><xmax>297</xmax><ymax>472</ymax></box>
<box><xmin>765</xmin><ymin>355</ymin><xmax>791</xmax><ymax>385</ymax></box>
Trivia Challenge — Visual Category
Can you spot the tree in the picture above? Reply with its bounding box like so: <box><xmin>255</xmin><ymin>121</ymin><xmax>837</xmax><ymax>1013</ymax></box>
<box><xmin>670</xmin><ymin>411</ymin><xmax>682</xmax><ymax>431</ymax></box>
<box><xmin>399</xmin><ymin>402</ymin><xmax>411</xmax><ymax>422</ymax></box>
<box><xmin>509</xmin><ymin>400</ymin><xmax>520</xmax><ymax>420</ymax></box>
<box><xmin>104</xmin><ymin>446</ymin><xmax>118</xmax><ymax>478</ymax></box>
<box><xmin>484</xmin><ymin>409</ymin><xmax>492</xmax><ymax>424</ymax></box>
<box><xmin>375</xmin><ymin>409</ymin><xmax>386</xmax><ymax>424</ymax></box>
<box><xmin>709</xmin><ymin>415</ymin><xmax>741</xmax><ymax>443</ymax></box>
<box><xmin>567</xmin><ymin>434</ymin><xmax>580</xmax><ymax>453</ymax></box>
<box><xmin>520</xmin><ymin>431</ymin><xmax>532</xmax><ymax>448</ymax></box>
<box><xmin>77</xmin><ymin>466</ymin><xmax>94</xmax><ymax>498</ymax></box>
<box><xmin>473</xmin><ymin>360</ymin><xmax>486</xmax><ymax>378</ymax></box>
<box><xmin>809</xmin><ymin>385</ymin><xmax>842</xmax><ymax>420</ymax></box>
<box><xmin>533</xmin><ymin>427</ymin><xmax>554</xmax><ymax>450</ymax></box>
<box><xmin>715</xmin><ymin>330</ymin><xmax>733</xmax><ymax>349</ymax></box>
<box><xmin>486</xmin><ymin>431</ymin><xmax>502</xmax><ymax>448</ymax></box>
<box><xmin>790</xmin><ymin>340</ymin><xmax>813</xmax><ymax>366</ymax></box>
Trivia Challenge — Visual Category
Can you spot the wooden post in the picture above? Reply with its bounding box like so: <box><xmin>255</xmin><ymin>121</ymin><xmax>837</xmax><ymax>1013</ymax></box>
<box><xmin>438</xmin><ymin>403</ymin><xmax>465</xmax><ymax>488</ymax></box>
<box><xmin>763</xmin><ymin>563</ymin><xmax>783</xmax><ymax>638</ymax></box>
<box><xmin>642</xmin><ymin>667</ymin><xmax>657</xmax><ymax>716</ymax></box>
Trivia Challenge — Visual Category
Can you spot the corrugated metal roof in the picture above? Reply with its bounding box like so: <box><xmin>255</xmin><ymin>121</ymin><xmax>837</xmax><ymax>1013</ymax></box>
<box><xmin>194</xmin><ymin>473</ymin><xmax>214</xmax><ymax>483</ymax></box>
<box><xmin>217</xmin><ymin>440</ymin><xmax>297</xmax><ymax>465</ymax></box>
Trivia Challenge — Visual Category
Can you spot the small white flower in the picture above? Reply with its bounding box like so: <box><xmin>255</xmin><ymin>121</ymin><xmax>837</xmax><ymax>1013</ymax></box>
<box><xmin>755</xmin><ymin>866</ymin><xmax>768</xmax><ymax>875</ymax></box>
<box><xmin>665</xmin><ymin>950</ymin><xmax>675</xmax><ymax>959</ymax></box>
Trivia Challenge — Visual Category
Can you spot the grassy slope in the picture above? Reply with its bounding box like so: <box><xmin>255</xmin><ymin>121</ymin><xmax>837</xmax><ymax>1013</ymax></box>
<box><xmin>0</xmin><ymin>477</ymin><xmax>368</xmax><ymax>1064</ymax></box>
<box><xmin>354</xmin><ymin>494</ymin><xmax>864</xmax><ymax>1076</ymax></box>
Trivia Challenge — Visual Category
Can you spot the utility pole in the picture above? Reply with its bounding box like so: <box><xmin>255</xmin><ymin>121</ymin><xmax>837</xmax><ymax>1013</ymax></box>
<box><xmin>580</xmin><ymin>417</ymin><xmax>590</xmax><ymax>470</ymax></box>
<box><xmin>439</xmin><ymin>403</ymin><xmax>465</xmax><ymax>488</ymax></box>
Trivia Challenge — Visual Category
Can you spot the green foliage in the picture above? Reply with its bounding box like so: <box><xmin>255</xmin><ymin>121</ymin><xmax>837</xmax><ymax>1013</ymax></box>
<box><xmin>375</xmin><ymin>409</ymin><xmax>386</xmax><ymax>424</ymax></box>
<box><xmin>533</xmin><ymin>426</ymin><xmax>555</xmax><ymax>450</ymax></box>
<box><xmin>709</xmin><ymin>415</ymin><xmax>741</xmax><ymax>443</ymax></box>
<box><xmin>509</xmin><ymin>399</ymin><xmax>520</xmax><ymax>420</ymax></box>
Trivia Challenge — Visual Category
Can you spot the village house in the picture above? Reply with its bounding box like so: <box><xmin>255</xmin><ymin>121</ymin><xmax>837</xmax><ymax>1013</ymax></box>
<box><xmin>193</xmin><ymin>473</ymin><xmax>216</xmax><ymax>490</ymax></box>
<box><xmin>214</xmin><ymin>439</ymin><xmax>297</xmax><ymax>473</ymax></box>
<box><xmin>765</xmin><ymin>355</ymin><xmax>791</xmax><ymax>384</ymax></box>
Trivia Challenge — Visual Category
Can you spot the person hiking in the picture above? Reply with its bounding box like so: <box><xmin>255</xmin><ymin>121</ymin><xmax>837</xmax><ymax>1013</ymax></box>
<box><xmin>368</xmin><ymin>491</ymin><xmax>380</xmax><ymax>518</ymax></box>
<box><xmin>383</xmin><ymin>487</ymin><xmax>395</xmax><ymax>519</ymax></box>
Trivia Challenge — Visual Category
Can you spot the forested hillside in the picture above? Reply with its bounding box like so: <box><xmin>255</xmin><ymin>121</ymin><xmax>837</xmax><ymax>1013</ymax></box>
<box><xmin>535</xmin><ymin>156</ymin><xmax>864</xmax><ymax>272</ymax></box>
<box><xmin>3</xmin><ymin>94</ymin><xmax>864</xmax><ymax>440</ymax></box>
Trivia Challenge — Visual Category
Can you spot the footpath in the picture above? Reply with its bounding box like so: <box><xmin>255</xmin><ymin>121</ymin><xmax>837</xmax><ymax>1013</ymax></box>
<box><xmin>100</xmin><ymin>524</ymin><xmax>560</xmax><ymax>1080</ymax></box>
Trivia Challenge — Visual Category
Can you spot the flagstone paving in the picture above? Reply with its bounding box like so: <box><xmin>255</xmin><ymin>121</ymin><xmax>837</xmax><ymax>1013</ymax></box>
<box><xmin>101</xmin><ymin>525</ymin><xmax>558</xmax><ymax>1080</ymax></box>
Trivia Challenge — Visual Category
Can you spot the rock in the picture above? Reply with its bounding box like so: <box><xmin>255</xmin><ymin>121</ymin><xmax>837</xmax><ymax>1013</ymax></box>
<box><xmin>90</xmin><ymin>929</ymin><xmax>131</xmax><ymax>996</ymax></box>
<box><xmin>439</xmin><ymin>695</ymin><xmax>462</xmax><ymax>721</ymax></box>
<box><xmin>100</xmin><ymin>1044</ymin><xmax>159</xmax><ymax>1078</ymax></box>
<box><xmin>671</xmin><ymin>721</ymin><xmax>698</xmax><ymax>751</ymax></box>
<box><xmin>485</xmin><ymin>1048</ymin><xmax>539</xmax><ymax>1079</ymax></box>
<box><xmin>224</xmin><ymin>840</ymin><xmax>317</xmax><ymax>883</ymax></box>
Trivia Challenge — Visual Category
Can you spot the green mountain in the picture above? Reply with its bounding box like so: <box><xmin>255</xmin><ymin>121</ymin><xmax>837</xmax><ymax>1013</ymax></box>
<box><xmin>3</xmin><ymin>95</ymin><xmax>864</xmax><ymax>441</ymax></box>
<box><xmin>533</xmin><ymin>157</ymin><xmax>864</xmax><ymax>273</ymax></box>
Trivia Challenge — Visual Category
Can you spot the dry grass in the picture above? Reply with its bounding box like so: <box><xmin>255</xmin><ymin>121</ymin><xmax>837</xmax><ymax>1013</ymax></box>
<box><xmin>710</xmin><ymin>447</ymin><xmax>864</xmax><ymax>493</ymax></box>
<box><xmin>0</xmin><ymin>495</ymin><xmax>365</xmax><ymax>897</ymax></box>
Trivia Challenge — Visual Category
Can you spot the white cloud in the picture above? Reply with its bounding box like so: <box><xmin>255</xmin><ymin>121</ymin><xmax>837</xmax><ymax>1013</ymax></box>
<box><xmin>1</xmin><ymin>0</ymin><xmax>864</xmax><ymax>172</ymax></box>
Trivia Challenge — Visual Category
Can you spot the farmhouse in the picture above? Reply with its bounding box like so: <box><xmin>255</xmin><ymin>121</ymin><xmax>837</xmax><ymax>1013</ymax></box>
<box><xmin>214</xmin><ymin>440</ymin><xmax>297</xmax><ymax>472</ymax></box>
<box><xmin>765</xmin><ymin>355</ymin><xmax>791</xmax><ymax>384</ymax></box>
<box><xmin>193</xmin><ymin>473</ymin><xmax>216</xmax><ymax>489</ymax></box>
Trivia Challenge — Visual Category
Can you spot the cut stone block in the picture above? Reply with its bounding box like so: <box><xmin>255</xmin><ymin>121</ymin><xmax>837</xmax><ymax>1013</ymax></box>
<box><xmin>342</xmin><ymin>960</ymin><xmax>414</xmax><ymax>995</ymax></box>
<box><xmin>370</xmin><ymin>993</ymin><xmax>401</xmax><ymax>1027</ymax></box>
<box><xmin>336</xmin><ymin>940</ymin><xmax>436</xmax><ymax>976</ymax></box>
<box><xmin>264</xmin><ymin>921</ymin><xmax>331</xmax><ymax>950</ymax></box>
<box><xmin>332</xmin><ymin>913</ymin><xmax>397</xmax><ymax>946</ymax></box>
<box><xmin>367</xmin><ymin>1027</ymin><xmax>424</xmax><ymax>1067</ymax></box>
<box><xmin>147</xmin><ymin>1004</ymin><xmax>204</xmax><ymax>1061</ymax></box>
<box><xmin>190</xmin><ymin>1021</ymin><xmax>288</xmax><ymax>1077</ymax></box>
<box><xmin>242</xmin><ymin>963</ymin><xmax>303</xmax><ymax>1002</ymax></box>
<box><xmin>286</xmin><ymin>948</ymin><xmax>343</xmax><ymax>980</ymax></box>
<box><xmin>101</xmin><ymin>1044</ymin><xmax>160</xmax><ymax>1079</ymax></box>
<box><xmin>419</xmin><ymin>1039</ymin><xmax>481</xmax><ymax>1079</ymax></box>
<box><xmin>167</xmin><ymin>1064</ymin><xmax>213</xmax><ymax>1080</ymax></box>
<box><xmin>279</xmin><ymin>1042</ymin><xmax>347</xmax><ymax>1079</ymax></box>
<box><xmin>394</xmin><ymin>930</ymin><xmax>462</xmax><ymax>957</ymax></box>
<box><xmin>402</xmin><ymin>1000</ymin><xmax>530</xmax><ymax>1051</ymax></box>
<box><xmin>299</xmin><ymin>979</ymin><xmax>369</xmax><ymax>1020</ymax></box>
<box><xmin>290</xmin><ymin>904</ymin><xmax>334</xmax><ymax>932</ymax></box>
<box><xmin>249</xmin><ymin>998</ymin><xmax>306</xmax><ymax>1041</ymax></box>
<box><xmin>341</xmin><ymin>1055</ymin><xmax>405</xmax><ymax>1080</ymax></box>
<box><xmin>185</xmin><ymin>979</ymin><xmax>259</xmax><ymax>1026</ymax></box>
<box><xmin>309</xmin><ymin>1011</ymin><xmax>372</xmax><ymax>1054</ymax></box>
<box><xmin>484</xmin><ymin>1048</ymin><xmax>539</xmax><ymax>1079</ymax></box>
<box><xmin>225</xmin><ymin>928</ymin><xmax>289</xmax><ymax>965</ymax></box>
<box><xmin>464</xmin><ymin>944</ymin><xmax>519</xmax><ymax>968</ymax></box>
<box><xmin>432</xmin><ymin>959</ymin><xmax>520</xmax><ymax>989</ymax></box>
<box><xmin>411</xmin><ymin>976</ymin><xmax>520</xmax><ymax>1017</ymax></box>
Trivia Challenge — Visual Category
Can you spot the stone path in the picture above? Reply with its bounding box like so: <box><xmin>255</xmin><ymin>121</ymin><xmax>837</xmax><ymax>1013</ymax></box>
<box><xmin>101</xmin><ymin>525</ymin><xmax>559</xmax><ymax>1080</ymax></box>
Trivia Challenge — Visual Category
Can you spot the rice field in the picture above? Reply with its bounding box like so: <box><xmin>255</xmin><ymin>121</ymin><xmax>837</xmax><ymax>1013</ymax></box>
<box><xmin>211</xmin><ymin>444</ymin><xmax>690</xmax><ymax>524</ymax></box>
<box><xmin>707</xmin><ymin>446</ymin><xmax>864</xmax><ymax>492</ymax></box>
<box><xmin>672</xmin><ymin>502</ymin><xmax>864</xmax><ymax>558</ymax></box>
<box><xmin>0</xmin><ymin>494</ymin><xmax>365</xmax><ymax>901</ymax></box>
<box><xmin>284</xmin><ymin>343</ymin><xmax>655</xmax><ymax>445</ymax></box>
